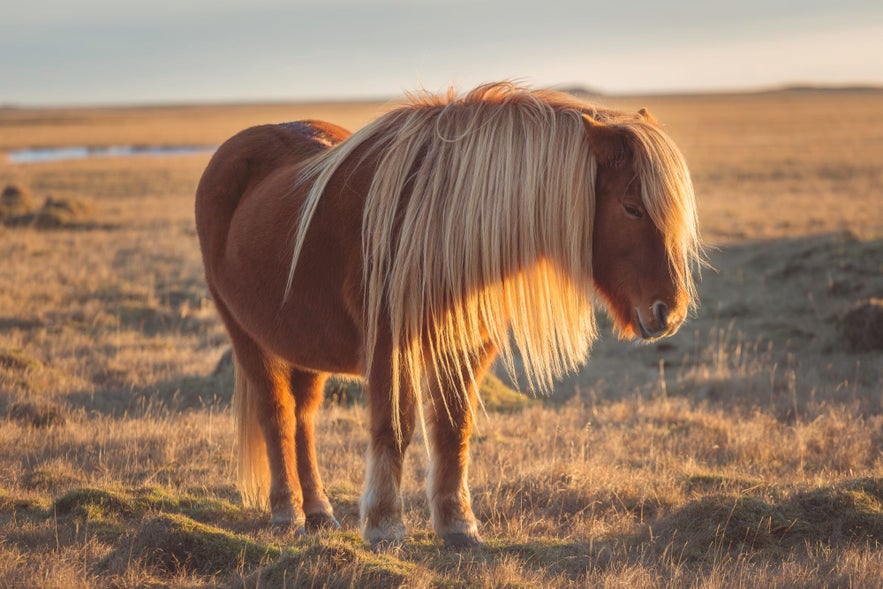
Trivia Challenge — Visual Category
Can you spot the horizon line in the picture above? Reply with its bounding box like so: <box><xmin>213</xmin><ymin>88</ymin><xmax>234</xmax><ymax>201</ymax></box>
<box><xmin>2</xmin><ymin>82</ymin><xmax>882</xmax><ymax>111</ymax></box>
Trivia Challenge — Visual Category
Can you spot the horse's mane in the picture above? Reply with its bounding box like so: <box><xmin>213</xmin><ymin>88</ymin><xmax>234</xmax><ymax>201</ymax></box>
<box><xmin>288</xmin><ymin>82</ymin><xmax>700</xmax><ymax>433</ymax></box>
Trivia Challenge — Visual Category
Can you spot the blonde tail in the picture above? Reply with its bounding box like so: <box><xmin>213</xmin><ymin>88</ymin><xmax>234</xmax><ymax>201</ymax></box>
<box><xmin>233</xmin><ymin>357</ymin><xmax>270</xmax><ymax>510</ymax></box>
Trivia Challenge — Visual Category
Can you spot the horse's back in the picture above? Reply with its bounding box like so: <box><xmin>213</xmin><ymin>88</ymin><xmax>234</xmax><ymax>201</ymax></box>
<box><xmin>196</xmin><ymin>120</ymin><xmax>366</xmax><ymax>375</ymax></box>
<box><xmin>196</xmin><ymin>120</ymin><xmax>350</xmax><ymax>255</ymax></box>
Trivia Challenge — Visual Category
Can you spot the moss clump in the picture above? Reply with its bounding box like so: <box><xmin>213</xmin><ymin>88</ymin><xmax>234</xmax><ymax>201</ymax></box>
<box><xmin>111</xmin><ymin>513</ymin><xmax>279</xmax><ymax>575</ymax></box>
<box><xmin>53</xmin><ymin>486</ymin><xmax>241</xmax><ymax>525</ymax></box>
<box><xmin>54</xmin><ymin>487</ymin><xmax>140</xmax><ymax>520</ymax></box>
<box><xmin>479</xmin><ymin>372</ymin><xmax>534</xmax><ymax>412</ymax></box>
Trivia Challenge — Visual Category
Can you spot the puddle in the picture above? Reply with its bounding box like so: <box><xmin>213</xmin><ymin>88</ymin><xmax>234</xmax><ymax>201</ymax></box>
<box><xmin>6</xmin><ymin>145</ymin><xmax>217</xmax><ymax>164</ymax></box>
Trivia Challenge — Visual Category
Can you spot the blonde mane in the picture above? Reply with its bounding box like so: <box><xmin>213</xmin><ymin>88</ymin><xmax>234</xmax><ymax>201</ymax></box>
<box><xmin>287</xmin><ymin>83</ymin><xmax>701</xmax><ymax>435</ymax></box>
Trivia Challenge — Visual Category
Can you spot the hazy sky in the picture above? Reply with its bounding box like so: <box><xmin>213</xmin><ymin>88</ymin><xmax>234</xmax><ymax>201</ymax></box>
<box><xmin>3</xmin><ymin>0</ymin><xmax>882</xmax><ymax>106</ymax></box>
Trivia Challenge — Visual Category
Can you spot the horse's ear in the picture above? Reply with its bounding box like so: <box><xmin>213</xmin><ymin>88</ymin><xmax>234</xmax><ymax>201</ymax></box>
<box><xmin>638</xmin><ymin>108</ymin><xmax>658</xmax><ymax>125</ymax></box>
<box><xmin>583</xmin><ymin>116</ymin><xmax>631</xmax><ymax>168</ymax></box>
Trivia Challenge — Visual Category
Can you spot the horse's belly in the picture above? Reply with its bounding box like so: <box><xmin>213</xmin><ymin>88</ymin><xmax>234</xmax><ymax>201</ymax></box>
<box><xmin>216</xmin><ymin>176</ymin><xmax>365</xmax><ymax>376</ymax></box>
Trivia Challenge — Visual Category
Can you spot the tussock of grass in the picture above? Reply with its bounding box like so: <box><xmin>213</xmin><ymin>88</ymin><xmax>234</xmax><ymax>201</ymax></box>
<box><xmin>0</xmin><ymin>184</ymin><xmax>33</xmax><ymax>218</ymax></box>
<box><xmin>641</xmin><ymin>478</ymin><xmax>883</xmax><ymax>561</ymax></box>
<box><xmin>104</xmin><ymin>513</ymin><xmax>279</xmax><ymax>576</ymax></box>
<box><xmin>3</xmin><ymin>195</ymin><xmax>97</xmax><ymax>229</ymax></box>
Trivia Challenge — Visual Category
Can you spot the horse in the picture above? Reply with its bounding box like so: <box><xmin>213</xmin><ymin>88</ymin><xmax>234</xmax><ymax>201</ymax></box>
<box><xmin>195</xmin><ymin>82</ymin><xmax>702</xmax><ymax>547</ymax></box>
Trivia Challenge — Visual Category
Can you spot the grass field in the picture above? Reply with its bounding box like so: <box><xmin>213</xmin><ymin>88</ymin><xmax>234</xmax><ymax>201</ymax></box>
<box><xmin>1</xmin><ymin>89</ymin><xmax>881</xmax><ymax>588</ymax></box>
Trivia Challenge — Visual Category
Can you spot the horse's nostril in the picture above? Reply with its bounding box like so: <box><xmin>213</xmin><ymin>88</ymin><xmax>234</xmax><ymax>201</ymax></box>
<box><xmin>652</xmin><ymin>301</ymin><xmax>669</xmax><ymax>327</ymax></box>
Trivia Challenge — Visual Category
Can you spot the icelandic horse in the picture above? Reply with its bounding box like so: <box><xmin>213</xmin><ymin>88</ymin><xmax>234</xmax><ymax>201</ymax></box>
<box><xmin>195</xmin><ymin>83</ymin><xmax>701</xmax><ymax>547</ymax></box>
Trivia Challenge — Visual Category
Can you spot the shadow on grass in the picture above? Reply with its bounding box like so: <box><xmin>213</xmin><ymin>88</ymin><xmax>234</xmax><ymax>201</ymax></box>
<box><xmin>1</xmin><ymin>478</ymin><xmax>880</xmax><ymax>586</ymax></box>
<box><xmin>58</xmin><ymin>355</ymin><xmax>532</xmax><ymax>420</ymax></box>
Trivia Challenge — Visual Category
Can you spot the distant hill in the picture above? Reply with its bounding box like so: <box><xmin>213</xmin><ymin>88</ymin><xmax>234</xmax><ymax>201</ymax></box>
<box><xmin>773</xmin><ymin>84</ymin><xmax>883</xmax><ymax>94</ymax></box>
<box><xmin>555</xmin><ymin>85</ymin><xmax>605</xmax><ymax>98</ymax></box>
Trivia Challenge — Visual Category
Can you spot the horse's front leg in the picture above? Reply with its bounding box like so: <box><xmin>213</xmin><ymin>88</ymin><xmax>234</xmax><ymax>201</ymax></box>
<box><xmin>361</xmin><ymin>363</ymin><xmax>416</xmax><ymax>546</ymax></box>
<box><xmin>427</xmin><ymin>345</ymin><xmax>496</xmax><ymax>547</ymax></box>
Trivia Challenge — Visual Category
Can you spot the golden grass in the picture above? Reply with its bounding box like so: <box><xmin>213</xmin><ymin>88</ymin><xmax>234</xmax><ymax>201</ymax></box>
<box><xmin>0</xmin><ymin>90</ymin><xmax>881</xmax><ymax>587</ymax></box>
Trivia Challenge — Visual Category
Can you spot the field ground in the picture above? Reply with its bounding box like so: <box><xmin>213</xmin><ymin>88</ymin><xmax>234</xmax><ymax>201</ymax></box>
<box><xmin>0</xmin><ymin>90</ymin><xmax>881</xmax><ymax>587</ymax></box>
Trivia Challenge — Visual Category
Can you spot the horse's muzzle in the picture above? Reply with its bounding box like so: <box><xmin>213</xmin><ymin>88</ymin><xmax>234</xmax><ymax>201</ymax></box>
<box><xmin>635</xmin><ymin>301</ymin><xmax>676</xmax><ymax>340</ymax></box>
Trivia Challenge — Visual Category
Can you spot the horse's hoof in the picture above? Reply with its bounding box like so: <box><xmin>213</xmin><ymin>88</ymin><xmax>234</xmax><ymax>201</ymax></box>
<box><xmin>442</xmin><ymin>531</ymin><xmax>484</xmax><ymax>549</ymax></box>
<box><xmin>270</xmin><ymin>513</ymin><xmax>306</xmax><ymax>536</ymax></box>
<box><xmin>363</xmin><ymin>519</ymin><xmax>407</xmax><ymax>549</ymax></box>
<box><xmin>306</xmin><ymin>512</ymin><xmax>340</xmax><ymax>531</ymax></box>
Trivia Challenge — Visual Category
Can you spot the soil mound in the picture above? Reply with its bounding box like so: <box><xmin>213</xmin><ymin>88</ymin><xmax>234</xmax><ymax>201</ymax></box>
<box><xmin>1</xmin><ymin>182</ymin><xmax>96</xmax><ymax>228</ymax></box>
<box><xmin>839</xmin><ymin>298</ymin><xmax>883</xmax><ymax>352</ymax></box>
<box><xmin>0</xmin><ymin>184</ymin><xmax>34</xmax><ymax>219</ymax></box>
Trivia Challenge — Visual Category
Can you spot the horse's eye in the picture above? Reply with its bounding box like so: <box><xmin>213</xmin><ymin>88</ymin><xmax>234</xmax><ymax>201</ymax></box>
<box><xmin>623</xmin><ymin>203</ymin><xmax>643</xmax><ymax>219</ymax></box>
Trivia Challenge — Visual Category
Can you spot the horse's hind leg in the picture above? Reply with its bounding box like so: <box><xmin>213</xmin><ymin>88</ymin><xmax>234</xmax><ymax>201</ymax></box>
<box><xmin>427</xmin><ymin>345</ymin><xmax>496</xmax><ymax>547</ymax></box>
<box><xmin>290</xmin><ymin>368</ymin><xmax>338</xmax><ymax>529</ymax></box>
<box><xmin>361</xmin><ymin>361</ymin><xmax>416</xmax><ymax>546</ymax></box>
<box><xmin>215</xmin><ymin>301</ymin><xmax>305</xmax><ymax>531</ymax></box>
<box><xmin>234</xmin><ymin>345</ymin><xmax>305</xmax><ymax>530</ymax></box>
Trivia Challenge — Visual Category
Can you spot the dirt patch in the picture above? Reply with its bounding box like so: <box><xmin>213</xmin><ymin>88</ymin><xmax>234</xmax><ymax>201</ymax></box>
<box><xmin>838</xmin><ymin>298</ymin><xmax>883</xmax><ymax>352</ymax></box>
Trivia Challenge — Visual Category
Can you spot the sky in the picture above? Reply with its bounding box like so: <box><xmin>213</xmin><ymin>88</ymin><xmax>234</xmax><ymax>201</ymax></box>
<box><xmin>3</xmin><ymin>0</ymin><xmax>883</xmax><ymax>106</ymax></box>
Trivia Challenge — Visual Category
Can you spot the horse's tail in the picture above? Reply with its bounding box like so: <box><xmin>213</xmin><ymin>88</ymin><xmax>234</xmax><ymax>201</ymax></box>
<box><xmin>233</xmin><ymin>356</ymin><xmax>270</xmax><ymax>510</ymax></box>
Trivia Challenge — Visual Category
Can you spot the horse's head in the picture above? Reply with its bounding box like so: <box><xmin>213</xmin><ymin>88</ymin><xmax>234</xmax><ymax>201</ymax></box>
<box><xmin>585</xmin><ymin>111</ymin><xmax>700</xmax><ymax>341</ymax></box>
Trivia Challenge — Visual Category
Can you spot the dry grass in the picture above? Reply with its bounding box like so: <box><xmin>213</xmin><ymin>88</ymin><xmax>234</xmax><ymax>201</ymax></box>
<box><xmin>0</xmin><ymin>90</ymin><xmax>881</xmax><ymax>588</ymax></box>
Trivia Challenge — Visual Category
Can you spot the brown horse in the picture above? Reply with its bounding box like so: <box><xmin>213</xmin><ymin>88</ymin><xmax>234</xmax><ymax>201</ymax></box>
<box><xmin>195</xmin><ymin>82</ymin><xmax>702</xmax><ymax>547</ymax></box>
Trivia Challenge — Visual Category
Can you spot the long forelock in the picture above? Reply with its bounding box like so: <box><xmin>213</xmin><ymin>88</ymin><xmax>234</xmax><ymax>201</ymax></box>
<box><xmin>621</xmin><ymin>120</ymin><xmax>704</xmax><ymax>307</ymax></box>
<box><xmin>288</xmin><ymin>84</ymin><xmax>603</xmax><ymax>435</ymax></box>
